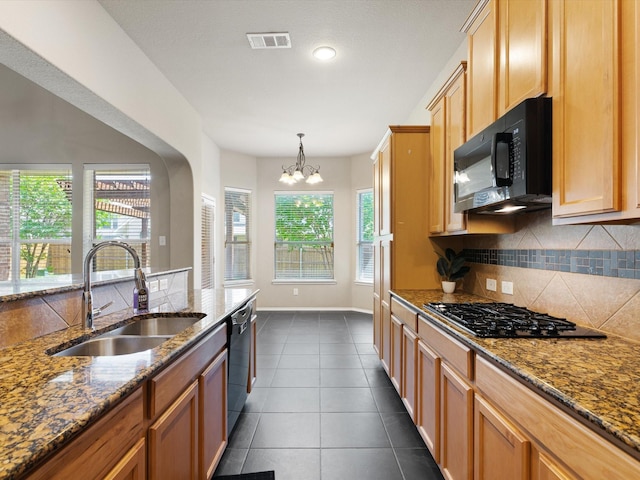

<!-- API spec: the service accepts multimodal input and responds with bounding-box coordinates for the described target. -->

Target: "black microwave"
[453,97,552,214]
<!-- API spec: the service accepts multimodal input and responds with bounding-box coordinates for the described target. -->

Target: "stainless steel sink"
[105,316,203,336]
[53,335,170,357]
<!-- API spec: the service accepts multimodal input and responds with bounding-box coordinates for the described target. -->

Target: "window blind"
[357,189,374,282]
[201,195,215,289]
[224,188,251,282]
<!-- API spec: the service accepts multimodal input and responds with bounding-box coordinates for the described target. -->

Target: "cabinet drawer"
[27,388,144,480]
[418,315,473,379]
[149,322,227,418]
[391,297,418,331]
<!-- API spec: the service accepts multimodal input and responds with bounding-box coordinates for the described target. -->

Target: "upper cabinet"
[551,0,640,224]
[427,62,514,236]
[463,0,547,137]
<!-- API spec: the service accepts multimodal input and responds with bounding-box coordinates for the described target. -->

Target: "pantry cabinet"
[371,127,440,370]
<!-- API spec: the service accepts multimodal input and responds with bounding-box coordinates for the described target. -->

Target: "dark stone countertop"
[392,289,640,460]
[0,287,257,480]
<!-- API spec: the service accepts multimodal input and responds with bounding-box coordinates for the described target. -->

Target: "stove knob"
[530,321,541,334]
[546,322,558,334]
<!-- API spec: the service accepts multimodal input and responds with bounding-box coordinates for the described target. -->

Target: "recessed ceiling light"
[313,46,336,60]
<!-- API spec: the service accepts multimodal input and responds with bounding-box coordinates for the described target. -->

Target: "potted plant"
[436,248,470,293]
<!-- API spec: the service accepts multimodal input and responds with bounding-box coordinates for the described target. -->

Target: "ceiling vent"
[246,32,291,49]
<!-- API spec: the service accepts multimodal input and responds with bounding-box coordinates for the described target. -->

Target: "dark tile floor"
[213,310,443,480]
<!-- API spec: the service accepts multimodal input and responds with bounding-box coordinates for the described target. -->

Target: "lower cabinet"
[440,363,474,480]
[26,388,145,480]
[417,339,440,462]
[104,438,147,480]
[147,322,228,480]
[390,314,403,392]
[148,381,199,480]
[401,325,418,421]
[474,395,530,480]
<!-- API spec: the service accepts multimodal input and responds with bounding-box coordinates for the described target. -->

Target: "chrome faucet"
[82,240,147,329]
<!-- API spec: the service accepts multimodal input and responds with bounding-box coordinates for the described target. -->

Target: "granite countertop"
[0,287,258,480]
[392,289,640,460]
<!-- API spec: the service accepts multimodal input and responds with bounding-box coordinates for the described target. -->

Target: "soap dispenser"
[133,268,149,314]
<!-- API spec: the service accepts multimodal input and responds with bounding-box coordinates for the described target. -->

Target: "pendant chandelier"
[278,133,323,185]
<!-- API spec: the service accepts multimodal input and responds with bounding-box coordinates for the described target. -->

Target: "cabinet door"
[551,0,621,217]
[467,0,497,137]
[390,314,403,393]
[149,381,199,480]
[401,326,418,421]
[474,395,530,480]
[429,97,446,234]
[417,340,440,462]
[104,438,146,480]
[373,240,382,356]
[440,363,474,480]
[445,67,467,233]
[380,239,392,374]
[498,0,547,114]
[532,449,576,480]
[199,350,228,480]
[379,139,392,236]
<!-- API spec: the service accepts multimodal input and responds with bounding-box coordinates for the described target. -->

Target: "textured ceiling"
[99,0,475,157]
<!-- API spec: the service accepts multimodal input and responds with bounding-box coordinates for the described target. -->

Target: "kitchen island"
[0,287,258,480]
[390,289,640,480]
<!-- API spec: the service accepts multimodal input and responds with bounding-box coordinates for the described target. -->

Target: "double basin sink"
[51,315,205,357]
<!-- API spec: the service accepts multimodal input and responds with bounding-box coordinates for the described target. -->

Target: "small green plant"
[436,248,470,282]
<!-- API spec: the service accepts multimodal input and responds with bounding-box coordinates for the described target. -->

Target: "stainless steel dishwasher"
[227,298,253,435]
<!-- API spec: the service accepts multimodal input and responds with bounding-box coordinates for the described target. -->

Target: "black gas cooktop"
[424,302,606,338]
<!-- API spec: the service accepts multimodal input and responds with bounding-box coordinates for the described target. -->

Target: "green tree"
[17,174,72,278]
[360,191,374,241]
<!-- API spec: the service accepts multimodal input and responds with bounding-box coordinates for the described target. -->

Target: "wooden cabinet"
[390,314,403,392]
[147,322,228,480]
[149,381,199,480]
[418,314,475,480]
[474,395,530,480]
[417,339,440,462]
[427,63,514,236]
[464,0,497,138]
[551,0,640,224]
[497,0,547,115]
[550,0,620,218]
[401,324,418,421]
[464,0,547,136]
[371,127,440,370]
[27,388,145,480]
[199,350,228,480]
[104,438,146,480]
[475,355,640,480]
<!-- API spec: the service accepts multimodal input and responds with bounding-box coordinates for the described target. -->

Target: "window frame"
[224,187,252,284]
[273,191,335,283]
[356,188,374,284]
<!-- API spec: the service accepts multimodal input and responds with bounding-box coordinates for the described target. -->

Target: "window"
[201,195,215,289]
[274,192,334,280]
[357,189,374,282]
[0,167,72,280]
[224,188,251,282]
[83,166,151,271]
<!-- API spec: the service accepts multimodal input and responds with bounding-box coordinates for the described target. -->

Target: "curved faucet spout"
[83,241,145,330]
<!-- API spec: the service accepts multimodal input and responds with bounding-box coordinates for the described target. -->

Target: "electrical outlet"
[159,278,169,290]
[149,280,159,293]
[293,288,299,296]
[486,278,497,292]
[502,281,514,295]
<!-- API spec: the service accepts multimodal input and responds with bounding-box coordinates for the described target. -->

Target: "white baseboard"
[257,306,373,315]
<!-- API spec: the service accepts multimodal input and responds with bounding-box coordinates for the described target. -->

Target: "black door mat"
[215,471,275,480]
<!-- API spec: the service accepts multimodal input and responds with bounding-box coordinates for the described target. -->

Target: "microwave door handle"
[491,132,513,187]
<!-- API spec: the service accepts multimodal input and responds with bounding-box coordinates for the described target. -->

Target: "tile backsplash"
[0,271,189,349]
[461,210,640,342]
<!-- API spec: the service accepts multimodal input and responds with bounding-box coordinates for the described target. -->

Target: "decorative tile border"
[463,249,640,279]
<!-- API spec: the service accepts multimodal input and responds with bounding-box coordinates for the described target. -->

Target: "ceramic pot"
[442,281,456,294]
